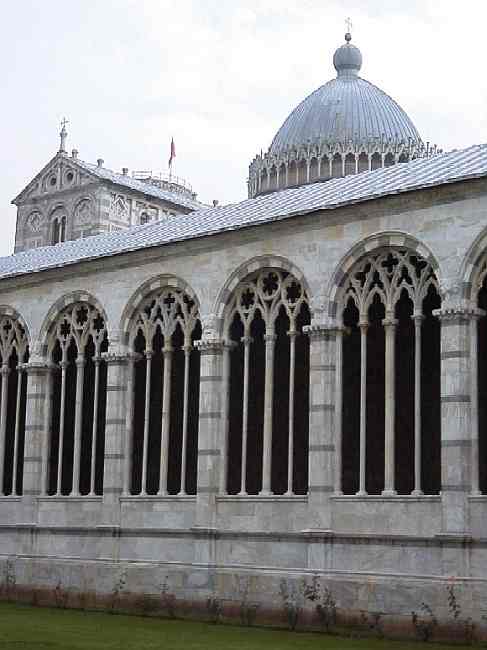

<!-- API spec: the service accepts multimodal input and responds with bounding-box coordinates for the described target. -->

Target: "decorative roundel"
[26,211,44,232]
[49,175,57,187]
[74,199,92,224]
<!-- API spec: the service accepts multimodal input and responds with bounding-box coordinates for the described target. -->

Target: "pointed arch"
[213,255,312,337]
[39,291,109,356]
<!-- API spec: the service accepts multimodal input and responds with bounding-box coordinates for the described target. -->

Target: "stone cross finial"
[59,117,69,153]
[345,17,353,34]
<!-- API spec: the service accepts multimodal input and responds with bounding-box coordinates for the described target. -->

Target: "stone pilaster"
[303,322,338,530]
[194,337,224,530]
[101,348,130,524]
[21,358,53,522]
[434,307,477,535]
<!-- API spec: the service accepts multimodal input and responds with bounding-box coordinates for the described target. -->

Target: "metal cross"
[345,17,353,33]
[60,117,69,130]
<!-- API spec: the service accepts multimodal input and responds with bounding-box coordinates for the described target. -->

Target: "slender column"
[240,335,252,495]
[72,354,86,496]
[318,157,322,178]
[88,356,101,496]
[260,332,276,495]
[0,363,10,495]
[354,154,359,174]
[368,155,372,171]
[123,354,137,496]
[179,343,192,495]
[41,366,54,495]
[306,161,311,183]
[219,342,233,494]
[11,365,24,495]
[341,154,345,176]
[296,164,299,185]
[141,350,152,495]
[334,327,344,495]
[286,330,297,495]
[382,317,398,496]
[412,314,424,496]
[276,167,280,189]
[56,357,68,496]
[285,164,289,187]
[158,345,173,496]
[357,321,368,496]
[470,312,484,495]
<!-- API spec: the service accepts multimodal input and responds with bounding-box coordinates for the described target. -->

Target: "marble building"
[1,30,487,632]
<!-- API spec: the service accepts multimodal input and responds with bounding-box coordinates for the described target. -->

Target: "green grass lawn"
[0,602,475,650]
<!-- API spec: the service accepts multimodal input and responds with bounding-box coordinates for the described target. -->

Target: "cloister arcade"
[2,243,487,501]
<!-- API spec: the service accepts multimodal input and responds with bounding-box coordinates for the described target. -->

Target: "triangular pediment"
[12,154,101,205]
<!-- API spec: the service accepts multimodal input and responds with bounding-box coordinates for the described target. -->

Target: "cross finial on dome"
[345,17,353,41]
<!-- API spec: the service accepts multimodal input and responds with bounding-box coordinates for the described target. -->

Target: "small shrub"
[160,577,177,619]
[54,580,69,609]
[303,575,337,633]
[411,602,437,642]
[446,583,475,645]
[279,578,302,631]
[110,567,127,613]
[206,596,223,624]
[235,576,259,627]
[360,611,384,639]
[2,558,16,602]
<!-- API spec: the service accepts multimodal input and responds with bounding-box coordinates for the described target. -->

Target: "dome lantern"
[333,33,363,77]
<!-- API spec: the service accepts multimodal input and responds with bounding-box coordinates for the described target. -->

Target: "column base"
[355,490,368,497]
[381,489,397,497]
[411,489,424,497]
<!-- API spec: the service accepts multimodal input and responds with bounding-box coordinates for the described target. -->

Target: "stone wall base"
[1,556,487,643]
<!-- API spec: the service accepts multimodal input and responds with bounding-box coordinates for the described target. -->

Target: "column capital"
[382,317,399,328]
[264,333,277,343]
[75,356,86,369]
[433,306,485,323]
[24,359,56,375]
[195,337,224,355]
[101,350,132,365]
[303,321,342,340]
[0,364,10,376]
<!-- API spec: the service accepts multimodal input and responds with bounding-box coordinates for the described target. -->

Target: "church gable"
[12,154,100,206]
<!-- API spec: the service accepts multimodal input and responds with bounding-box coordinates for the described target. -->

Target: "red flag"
[168,138,176,168]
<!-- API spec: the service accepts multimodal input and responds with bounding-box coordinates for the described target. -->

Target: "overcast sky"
[1,0,486,257]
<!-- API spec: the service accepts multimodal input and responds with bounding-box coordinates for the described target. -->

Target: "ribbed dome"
[269,34,421,154]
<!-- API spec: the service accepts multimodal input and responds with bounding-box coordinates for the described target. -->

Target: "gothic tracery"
[223,269,310,496]
[128,287,201,496]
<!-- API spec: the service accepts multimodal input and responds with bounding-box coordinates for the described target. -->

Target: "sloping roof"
[75,160,203,211]
[1,143,487,282]
[12,154,202,212]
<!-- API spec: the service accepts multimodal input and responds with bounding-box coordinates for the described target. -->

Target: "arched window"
[47,303,108,496]
[140,212,150,225]
[60,216,67,242]
[223,269,310,496]
[338,249,441,496]
[344,153,356,176]
[128,288,201,495]
[332,153,342,178]
[384,152,395,167]
[52,218,60,245]
[371,152,382,171]
[0,316,29,496]
[474,260,487,492]
[358,152,369,173]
